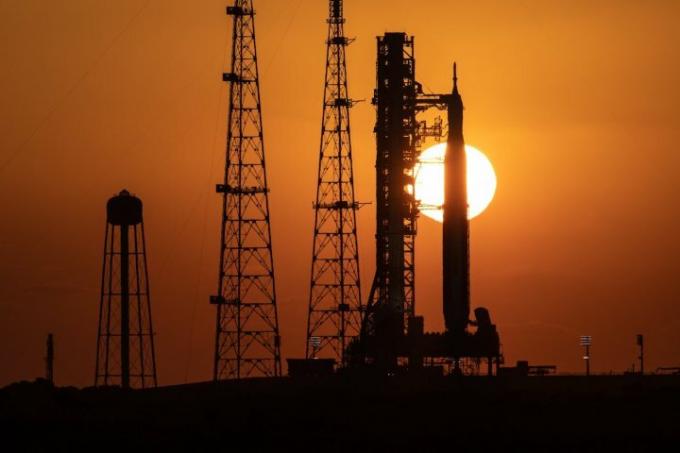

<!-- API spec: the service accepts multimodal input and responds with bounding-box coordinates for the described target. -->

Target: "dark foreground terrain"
[1,374,679,451]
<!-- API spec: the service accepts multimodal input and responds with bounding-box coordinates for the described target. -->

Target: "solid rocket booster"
[442,63,470,335]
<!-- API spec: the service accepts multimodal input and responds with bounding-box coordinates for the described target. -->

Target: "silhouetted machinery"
[352,33,501,375]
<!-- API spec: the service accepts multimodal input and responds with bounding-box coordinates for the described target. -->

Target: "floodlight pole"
[580,335,592,376]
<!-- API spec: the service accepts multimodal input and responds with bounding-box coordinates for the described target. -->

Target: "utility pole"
[637,334,644,375]
[211,0,282,380]
[305,0,363,367]
[45,333,54,385]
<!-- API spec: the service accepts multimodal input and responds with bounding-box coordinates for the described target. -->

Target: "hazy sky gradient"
[1,0,679,386]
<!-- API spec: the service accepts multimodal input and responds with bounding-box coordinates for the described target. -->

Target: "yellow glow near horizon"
[414,143,497,221]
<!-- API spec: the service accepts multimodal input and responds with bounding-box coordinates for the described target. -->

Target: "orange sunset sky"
[1,0,679,386]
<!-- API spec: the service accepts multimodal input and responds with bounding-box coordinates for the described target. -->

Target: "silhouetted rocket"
[443,63,470,336]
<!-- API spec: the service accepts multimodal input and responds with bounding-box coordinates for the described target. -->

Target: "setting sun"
[414,143,497,222]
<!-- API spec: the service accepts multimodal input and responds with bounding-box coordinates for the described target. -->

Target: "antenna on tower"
[305,0,363,367]
[211,0,282,380]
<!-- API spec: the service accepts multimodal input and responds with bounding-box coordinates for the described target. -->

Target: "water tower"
[95,190,157,388]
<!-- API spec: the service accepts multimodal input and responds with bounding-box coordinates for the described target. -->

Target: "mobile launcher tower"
[353,33,501,375]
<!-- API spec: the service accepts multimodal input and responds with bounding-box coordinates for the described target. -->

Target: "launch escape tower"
[95,190,157,388]
[358,34,500,374]
[211,0,282,379]
[305,0,363,366]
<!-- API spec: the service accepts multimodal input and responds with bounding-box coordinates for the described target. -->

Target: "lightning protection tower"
[211,0,282,380]
[305,0,362,366]
[95,190,157,388]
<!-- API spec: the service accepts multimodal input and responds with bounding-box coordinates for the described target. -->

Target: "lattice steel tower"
[95,190,157,388]
[305,0,362,365]
[211,0,281,380]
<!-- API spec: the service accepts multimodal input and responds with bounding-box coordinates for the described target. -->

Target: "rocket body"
[442,71,470,335]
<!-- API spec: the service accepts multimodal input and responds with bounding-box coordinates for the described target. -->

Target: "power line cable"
[0,0,152,175]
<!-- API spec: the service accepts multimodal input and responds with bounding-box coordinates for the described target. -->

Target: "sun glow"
[414,143,497,222]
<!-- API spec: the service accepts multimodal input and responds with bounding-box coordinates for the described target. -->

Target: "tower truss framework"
[211,0,281,380]
[305,0,362,366]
